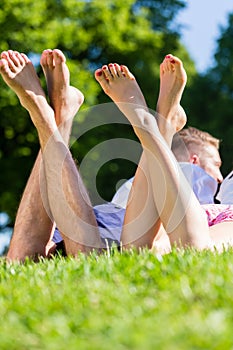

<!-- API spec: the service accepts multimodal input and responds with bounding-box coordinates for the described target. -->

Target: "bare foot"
[95,63,147,107]
[40,49,84,131]
[156,54,187,142]
[0,50,53,124]
[95,63,163,149]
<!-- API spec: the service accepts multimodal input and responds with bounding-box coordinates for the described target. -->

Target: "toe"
[120,65,135,80]
[3,51,18,72]
[165,54,180,71]
[0,58,14,78]
[166,55,187,80]
[40,49,52,67]
[20,53,30,64]
[114,63,124,77]
[170,55,184,68]
[15,52,27,65]
[163,55,173,72]
[95,68,110,91]
[47,51,54,69]
[102,65,113,81]
[1,51,8,59]
[108,63,118,77]
[8,51,21,67]
[53,49,66,64]
[44,50,54,69]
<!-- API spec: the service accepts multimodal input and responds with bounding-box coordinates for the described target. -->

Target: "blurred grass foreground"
[1,248,233,349]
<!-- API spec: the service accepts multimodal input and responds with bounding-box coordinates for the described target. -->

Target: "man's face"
[198,145,223,183]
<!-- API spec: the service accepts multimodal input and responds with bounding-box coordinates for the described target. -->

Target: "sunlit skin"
[190,144,223,183]
[95,54,233,253]
[1,48,233,261]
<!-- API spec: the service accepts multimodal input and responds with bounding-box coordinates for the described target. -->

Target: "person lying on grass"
[94,55,233,254]
[1,49,233,262]
[112,126,223,208]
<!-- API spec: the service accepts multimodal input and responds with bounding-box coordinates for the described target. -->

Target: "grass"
[1,247,233,349]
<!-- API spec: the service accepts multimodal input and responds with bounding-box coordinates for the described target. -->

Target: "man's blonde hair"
[171,126,220,162]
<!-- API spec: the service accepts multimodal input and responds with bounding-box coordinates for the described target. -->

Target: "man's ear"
[190,154,199,164]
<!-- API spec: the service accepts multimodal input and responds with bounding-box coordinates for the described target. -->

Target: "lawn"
[1,247,233,349]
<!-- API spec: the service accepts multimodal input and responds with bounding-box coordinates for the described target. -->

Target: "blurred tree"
[183,12,233,176]
[0,0,196,223]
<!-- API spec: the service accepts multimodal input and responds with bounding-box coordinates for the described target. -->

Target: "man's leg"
[7,150,55,261]
[40,48,102,254]
[95,59,212,250]
[1,50,102,260]
[6,48,84,261]
[2,48,56,261]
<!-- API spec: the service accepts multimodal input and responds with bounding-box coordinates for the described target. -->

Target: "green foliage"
[183,12,233,175]
[0,0,193,223]
[1,248,233,349]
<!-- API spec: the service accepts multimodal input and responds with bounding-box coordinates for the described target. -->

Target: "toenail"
[96,70,102,76]
[109,63,113,67]
[170,59,175,63]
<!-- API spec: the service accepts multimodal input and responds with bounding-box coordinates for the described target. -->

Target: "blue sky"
[177,0,233,72]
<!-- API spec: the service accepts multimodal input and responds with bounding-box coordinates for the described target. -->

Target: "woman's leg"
[95,64,161,249]
[117,54,188,250]
[209,222,233,250]
[95,59,212,250]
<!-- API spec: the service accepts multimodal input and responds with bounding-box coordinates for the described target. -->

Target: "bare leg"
[40,49,101,254]
[6,48,84,261]
[40,49,83,144]
[1,50,101,260]
[7,49,86,261]
[6,150,55,261]
[156,54,187,147]
[95,57,186,251]
[209,222,233,251]
[122,55,188,251]
[2,50,55,261]
[95,64,159,248]
[150,54,187,252]
[95,60,212,250]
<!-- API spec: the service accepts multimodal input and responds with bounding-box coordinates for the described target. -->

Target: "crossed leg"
[1,49,102,261]
[1,50,56,260]
[121,54,188,251]
[40,49,99,255]
[95,58,212,250]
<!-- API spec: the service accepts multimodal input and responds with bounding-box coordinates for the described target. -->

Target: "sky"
[177,0,233,73]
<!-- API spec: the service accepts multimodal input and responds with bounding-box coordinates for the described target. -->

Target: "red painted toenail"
[166,55,171,58]
[103,66,107,70]
[171,59,175,63]
[96,70,102,76]
[109,63,113,67]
